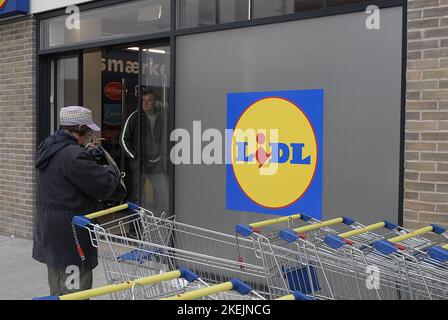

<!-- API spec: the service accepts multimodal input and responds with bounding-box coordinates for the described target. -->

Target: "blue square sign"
[226,89,324,219]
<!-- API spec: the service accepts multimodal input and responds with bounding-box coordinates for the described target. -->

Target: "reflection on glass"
[178,0,217,28]
[220,0,250,23]
[56,57,79,127]
[178,0,251,27]
[253,0,323,18]
[177,0,365,28]
[140,46,170,216]
[327,0,364,7]
[41,0,170,49]
[120,46,170,217]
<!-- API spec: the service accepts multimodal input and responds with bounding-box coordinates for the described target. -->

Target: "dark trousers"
[130,159,169,217]
[47,264,93,297]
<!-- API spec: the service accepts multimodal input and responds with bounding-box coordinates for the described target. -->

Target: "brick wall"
[406,0,448,229]
[0,17,36,239]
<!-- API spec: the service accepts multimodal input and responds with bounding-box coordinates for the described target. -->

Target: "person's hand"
[85,137,105,150]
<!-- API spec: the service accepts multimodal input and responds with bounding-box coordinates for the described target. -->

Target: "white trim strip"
[121,110,137,159]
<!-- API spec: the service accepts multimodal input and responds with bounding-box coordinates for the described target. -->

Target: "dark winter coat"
[33,129,123,270]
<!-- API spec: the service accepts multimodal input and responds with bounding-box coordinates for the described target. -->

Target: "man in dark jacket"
[120,91,168,217]
[33,106,124,296]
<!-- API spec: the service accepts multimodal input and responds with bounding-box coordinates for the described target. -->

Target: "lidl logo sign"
[226,89,323,219]
[0,0,29,19]
[0,1,7,11]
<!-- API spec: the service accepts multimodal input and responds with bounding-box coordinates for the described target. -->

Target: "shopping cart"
[236,215,375,300]
[33,268,207,300]
[71,203,292,300]
[235,216,365,300]
[372,225,448,300]
[280,219,448,300]
[317,220,411,300]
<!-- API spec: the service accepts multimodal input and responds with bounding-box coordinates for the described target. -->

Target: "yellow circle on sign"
[231,97,318,209]
[0,0,7,10]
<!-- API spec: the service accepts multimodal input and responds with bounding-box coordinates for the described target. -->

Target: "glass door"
[115,44,171,216]
[50,55,81,133]
[137,45,171,216]
[47,44,171,217]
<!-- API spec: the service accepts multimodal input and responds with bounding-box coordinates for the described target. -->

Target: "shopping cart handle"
[431,224,447,235]
[275,291,314,300]
[179,267,199,283]
[384,221,399,230]
[324,234,346,249]
[292,291,314,300]
[72,202,141,227]
[374,240,399,255]
[34,268,196,301]
[162,280,252,300]
[428,246,448,263]
[235,224,254,237]
[230,279,252,295]
[280,229,299,243]
[83,202,139,220]
[127,202,140,211]
[72,215,91,228]
[236,214,310,237]
[32,296,60,300]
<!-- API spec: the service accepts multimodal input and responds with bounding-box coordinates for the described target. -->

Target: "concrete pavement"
[0,234,107,300]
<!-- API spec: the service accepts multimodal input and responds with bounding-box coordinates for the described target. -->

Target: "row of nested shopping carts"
[34,203,448,300]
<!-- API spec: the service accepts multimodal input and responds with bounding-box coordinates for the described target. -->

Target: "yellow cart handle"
[338,222,386,239]
[250,214,303,229]
[161,279,252,300]
[33,268,198,300]
[324,221,398,249]
[375,224,446,255]
[387,226,435,244]
[72,202,139,228]
[85,203,133,220]
[280,217,355,243]
[293,217,345,233]
[236,214,309,237]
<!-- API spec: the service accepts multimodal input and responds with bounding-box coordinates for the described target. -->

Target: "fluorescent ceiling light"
[126,48,167,54]
[145,49,166,54]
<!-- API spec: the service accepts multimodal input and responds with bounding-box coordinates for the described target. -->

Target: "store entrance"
[49,44,171,216]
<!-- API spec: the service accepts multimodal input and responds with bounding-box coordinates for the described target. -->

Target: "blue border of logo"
[0,1,29,19]
[226,89,324,219]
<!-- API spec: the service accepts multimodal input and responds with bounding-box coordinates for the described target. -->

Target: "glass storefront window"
[220,0,251,23]
[178,0,251,28]
[252,0,323,18]
[327,0,365,7]
[41,0,170,49]
[178,0,365,29]
[52,56,79,129]
[178,0,218,28]
[138,46,171,216]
